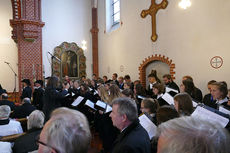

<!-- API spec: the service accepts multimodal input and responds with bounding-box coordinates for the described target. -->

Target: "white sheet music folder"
[162,93,174,105]
[95,100,107,109]
[139,114,157,139]
[105,105,112,113]
[71,96,84,106]
[85,100,96,111]
[165,87,178,93]
[192,106,229,128]
[192,100,198,107]
[219,106,230,115]
[137,95,145,100]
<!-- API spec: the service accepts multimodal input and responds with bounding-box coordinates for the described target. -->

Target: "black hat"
[35,80,43,86]
[21,79,31,86]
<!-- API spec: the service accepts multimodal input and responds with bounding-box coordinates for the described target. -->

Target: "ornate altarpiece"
[52,42,86,80]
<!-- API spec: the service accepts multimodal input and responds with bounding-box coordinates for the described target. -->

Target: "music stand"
[5,62,17,103]
[48,52,61,76]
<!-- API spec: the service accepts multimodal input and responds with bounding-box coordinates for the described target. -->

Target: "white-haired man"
[37,107,91,153]
[157,116,230,153]
[0,105,23,136]
[110,97,151,153]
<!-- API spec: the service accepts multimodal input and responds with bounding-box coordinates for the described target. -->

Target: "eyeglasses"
[36,136,59,153]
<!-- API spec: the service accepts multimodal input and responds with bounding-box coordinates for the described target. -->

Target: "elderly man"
[157,116,230,153]
[0,105,23,136]
[13,110,45,153]
[109,97,151,153]
[11,97,36,118]
[37,107,91,153]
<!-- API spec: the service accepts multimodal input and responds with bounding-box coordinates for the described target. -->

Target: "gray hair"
[23,97,31,103]
[0,105,11,118]
[112,97,138,122]
[44,107,91,153]
[27,110,44,130]
[157,116,230,153]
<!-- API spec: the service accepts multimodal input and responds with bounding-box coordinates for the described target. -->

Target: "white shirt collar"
[216,97,228,105]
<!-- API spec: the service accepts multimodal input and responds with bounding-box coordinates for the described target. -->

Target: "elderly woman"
[0,105,23,136]
[13,110,45,153]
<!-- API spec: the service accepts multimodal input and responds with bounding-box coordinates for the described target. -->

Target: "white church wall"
[42,0,92,78]
[0,0,18,92]
[98,0,230,94]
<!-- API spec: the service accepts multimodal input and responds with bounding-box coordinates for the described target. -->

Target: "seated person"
[0,105,23,136]
[109,97,151,153]
[156,105,179,125]
[0,141,12,153]
[11,98,36,119]
[157,116,230,153]
[121,89,134,99]
[203,80,216,107]
[13,110,45,153]
[140,98,159,124]
[174,93,194,116]
[0,93,15,111]
[37,107,91,153]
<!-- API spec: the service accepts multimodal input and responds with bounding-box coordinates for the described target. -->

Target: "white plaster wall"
[0,0,18,92]
[42,0,92,78]
[98,0,230,94]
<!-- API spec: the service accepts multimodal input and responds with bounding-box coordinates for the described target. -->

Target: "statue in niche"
[61,51,78,77]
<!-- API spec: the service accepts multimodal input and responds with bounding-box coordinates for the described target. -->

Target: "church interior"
[0,0,230,153]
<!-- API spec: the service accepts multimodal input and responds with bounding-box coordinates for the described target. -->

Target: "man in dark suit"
[32,80,44,110]
[11,98,36,118]
[0,93,15,111]
[163,74,180,92]
[21,79,32,100]
[112,73,119,86]
[110,97,151,153]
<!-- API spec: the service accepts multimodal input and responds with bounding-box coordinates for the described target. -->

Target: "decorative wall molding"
[139,54,175,87]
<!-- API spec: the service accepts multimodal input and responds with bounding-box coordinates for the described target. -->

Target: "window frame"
[111,0,120,26]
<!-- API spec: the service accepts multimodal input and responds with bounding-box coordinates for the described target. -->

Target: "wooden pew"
[0,133,25,142]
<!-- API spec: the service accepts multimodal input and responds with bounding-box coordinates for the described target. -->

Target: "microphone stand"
[48,52,61,77]
[5,62,17,103]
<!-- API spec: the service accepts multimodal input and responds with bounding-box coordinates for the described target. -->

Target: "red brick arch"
[139,54,175,87]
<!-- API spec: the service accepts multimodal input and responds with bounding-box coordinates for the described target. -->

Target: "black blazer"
[13,128,42,153]
[11,103,36,119]
[111,119,151,153]
[167,81,180,92]
[0,100,15,111]
[20,86,32,100]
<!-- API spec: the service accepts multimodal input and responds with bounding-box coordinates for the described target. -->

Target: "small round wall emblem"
[210,56,223,69]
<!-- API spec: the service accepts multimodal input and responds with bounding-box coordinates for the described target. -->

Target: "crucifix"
[141,0,168,42]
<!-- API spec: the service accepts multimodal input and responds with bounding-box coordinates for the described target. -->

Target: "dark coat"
[42,87,68,122]
[13,128,41,153]
[166,81,180,92]
[203,93,216,108]
[111,119,151,153]
[32,87,45,110]
[0,99,15,111]
[11,103,36,119]
[20,86,32,100]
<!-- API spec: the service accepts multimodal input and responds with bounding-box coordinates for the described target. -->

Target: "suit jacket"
[13,128,41,153]
[32,87,44,110]
[191,87,203,102]
[0,100,15,111]
[111,119,151,153]
[11,103,36,119]
[20,86,32,100]
[203,93,216,108]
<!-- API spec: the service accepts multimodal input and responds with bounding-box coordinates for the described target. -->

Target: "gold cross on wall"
[141,0,168,42]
